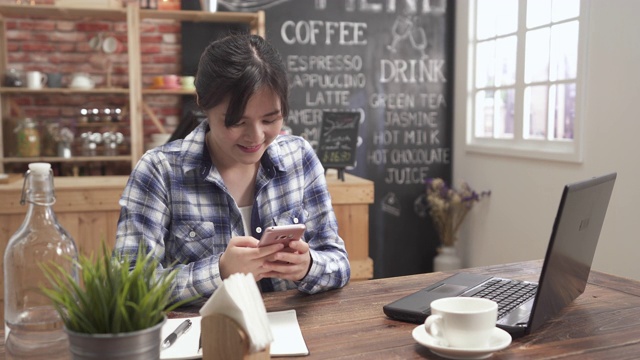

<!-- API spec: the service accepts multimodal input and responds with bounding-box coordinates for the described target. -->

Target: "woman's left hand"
[260,239,311,281]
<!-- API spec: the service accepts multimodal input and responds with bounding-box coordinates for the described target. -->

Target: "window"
[466,0,587,162]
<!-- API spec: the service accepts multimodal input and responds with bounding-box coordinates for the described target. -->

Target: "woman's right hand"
[219,236,285,280]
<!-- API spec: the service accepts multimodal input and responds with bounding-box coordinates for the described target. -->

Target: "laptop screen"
[527,173,616,334]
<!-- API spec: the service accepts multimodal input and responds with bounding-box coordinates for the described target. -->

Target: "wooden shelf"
[142,88,195,95]
[2,156,131,164]
[0,87,129,95]
[75,121,128,128]
[139,8,265,37]
[0,4,126,21]
[140,9,259,23]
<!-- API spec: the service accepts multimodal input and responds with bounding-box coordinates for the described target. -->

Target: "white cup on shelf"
[201,0,217,12]
[26,71,47,89]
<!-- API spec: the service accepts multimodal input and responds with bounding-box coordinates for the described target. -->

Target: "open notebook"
[160,310,309,359]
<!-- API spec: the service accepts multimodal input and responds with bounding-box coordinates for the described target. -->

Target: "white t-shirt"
[239,205,253,237]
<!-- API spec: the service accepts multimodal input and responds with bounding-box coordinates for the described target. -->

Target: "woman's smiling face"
[206,87,284,169]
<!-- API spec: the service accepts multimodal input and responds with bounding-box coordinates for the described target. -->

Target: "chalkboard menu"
[317,111,361,171]
[214,0,454,278]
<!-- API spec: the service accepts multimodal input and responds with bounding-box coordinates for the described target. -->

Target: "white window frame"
[464,0,590,163]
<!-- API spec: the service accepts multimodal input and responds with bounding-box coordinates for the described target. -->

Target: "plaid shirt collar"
[178,120,288,179]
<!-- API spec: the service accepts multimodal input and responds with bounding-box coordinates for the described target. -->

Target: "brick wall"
[2,1,186,174]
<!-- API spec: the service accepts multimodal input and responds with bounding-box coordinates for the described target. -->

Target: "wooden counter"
[323,169,375,282]
[0,170,374,322]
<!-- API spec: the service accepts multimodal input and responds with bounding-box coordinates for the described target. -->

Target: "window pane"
[551,83,576,140]
[475,90,494,137]
[475,40,495,88]
[527,0,551,28]
[477,0,518,40]
[552,0,580,22]
[475,89,515,138]
[549,21,579,81]
[494,89,515,138]
[476,0,496,40]
[525,28,550,83]
[495,36,517,86]
[524,85,548,139]
[495,0,518,36]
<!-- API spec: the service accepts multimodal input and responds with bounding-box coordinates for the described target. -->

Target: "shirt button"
[256,227,262,234]
[293,218,299,224]
[189,231,196,238]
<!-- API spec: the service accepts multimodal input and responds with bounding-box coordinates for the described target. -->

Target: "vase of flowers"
[425,178,490,271]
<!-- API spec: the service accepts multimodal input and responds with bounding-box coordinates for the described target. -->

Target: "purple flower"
[424,178,490,247]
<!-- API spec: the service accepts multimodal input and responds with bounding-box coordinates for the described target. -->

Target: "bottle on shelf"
[4,162,79,359]
[15,117,41,157]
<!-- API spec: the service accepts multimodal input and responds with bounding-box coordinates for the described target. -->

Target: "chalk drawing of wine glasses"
[387,15,413,52]
[409,24,428,58]
[387,15,428,58]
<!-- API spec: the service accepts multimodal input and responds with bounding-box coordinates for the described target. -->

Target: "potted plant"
[41,243,193,360]
[424,178,491,271]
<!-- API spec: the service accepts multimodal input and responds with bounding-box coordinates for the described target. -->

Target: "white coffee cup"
[26,71,47,89]
[424,297,498,349]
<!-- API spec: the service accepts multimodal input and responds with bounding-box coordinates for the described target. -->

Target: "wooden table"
[3,261,638,359]
[168,260,639,359]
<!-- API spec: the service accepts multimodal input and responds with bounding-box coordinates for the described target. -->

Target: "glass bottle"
[15,117,41,157]
[4,162,78,359]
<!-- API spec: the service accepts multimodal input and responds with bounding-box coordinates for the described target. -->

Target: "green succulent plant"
[41,242,195,334]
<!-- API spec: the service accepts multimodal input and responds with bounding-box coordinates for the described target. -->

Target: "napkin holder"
[201,314,270,360]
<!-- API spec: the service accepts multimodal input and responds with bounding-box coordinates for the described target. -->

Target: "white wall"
[453,0,640,280]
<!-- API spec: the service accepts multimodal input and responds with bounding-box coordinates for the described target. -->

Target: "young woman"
[114,34,350,302]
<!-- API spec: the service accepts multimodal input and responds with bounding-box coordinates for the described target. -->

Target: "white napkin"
[199,273,273,353]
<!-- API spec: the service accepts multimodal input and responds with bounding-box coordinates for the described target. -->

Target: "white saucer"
[412,325,512,360]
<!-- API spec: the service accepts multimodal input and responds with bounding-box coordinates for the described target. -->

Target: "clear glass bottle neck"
[21,169,56,207]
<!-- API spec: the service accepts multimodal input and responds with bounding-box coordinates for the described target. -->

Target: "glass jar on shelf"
[102,108,113,122]
[90,108,101,123]
[79,108,89,123]
[14,117,41,157]
[113,107,123,122]
[102,131,124,156]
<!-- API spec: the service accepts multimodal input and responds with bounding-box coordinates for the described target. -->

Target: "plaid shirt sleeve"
[262,137,351,293]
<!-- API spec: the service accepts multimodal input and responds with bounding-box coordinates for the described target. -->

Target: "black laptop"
[383,173,616,338]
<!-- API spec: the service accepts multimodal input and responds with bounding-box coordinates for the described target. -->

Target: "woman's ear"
[195,92,200,107]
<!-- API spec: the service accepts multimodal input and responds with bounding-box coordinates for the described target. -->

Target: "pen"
[162,319,192,350]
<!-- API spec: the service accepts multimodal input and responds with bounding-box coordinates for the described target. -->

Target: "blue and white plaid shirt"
[115,121,350,302]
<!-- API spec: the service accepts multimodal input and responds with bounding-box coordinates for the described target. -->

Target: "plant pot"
[433,246,462,272]
[65,317,166,360]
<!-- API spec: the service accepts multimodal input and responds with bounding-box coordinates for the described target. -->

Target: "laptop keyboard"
[471,279,538,319]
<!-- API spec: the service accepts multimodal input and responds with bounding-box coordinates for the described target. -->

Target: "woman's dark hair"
[167,109,205,143]
[195,33,289,127]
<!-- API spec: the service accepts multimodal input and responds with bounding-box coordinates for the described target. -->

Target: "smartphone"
[259,224,306,247]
